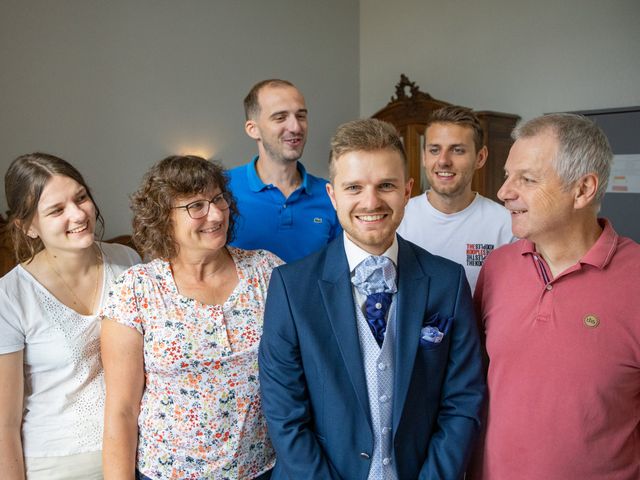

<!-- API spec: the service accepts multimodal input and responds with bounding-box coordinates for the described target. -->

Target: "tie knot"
[352,255,397,296]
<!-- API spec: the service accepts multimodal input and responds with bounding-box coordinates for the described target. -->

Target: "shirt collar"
[246,155,310,194]
[343,232,399,273]
[520,218,618,270]
[579,218,618,269]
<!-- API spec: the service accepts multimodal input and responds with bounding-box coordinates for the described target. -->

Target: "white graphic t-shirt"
[398,192,514,292]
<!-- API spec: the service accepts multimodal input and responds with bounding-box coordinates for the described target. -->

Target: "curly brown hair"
[4,152,104,263]
[131,155,238,260]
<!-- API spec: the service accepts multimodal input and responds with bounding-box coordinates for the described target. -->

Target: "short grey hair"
[513,113,612,204]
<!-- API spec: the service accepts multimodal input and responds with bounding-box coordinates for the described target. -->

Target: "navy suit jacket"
[259,235,486,480]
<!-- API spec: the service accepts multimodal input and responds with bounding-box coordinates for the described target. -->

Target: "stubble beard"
[263,138,305,165]
[428,170,473,200]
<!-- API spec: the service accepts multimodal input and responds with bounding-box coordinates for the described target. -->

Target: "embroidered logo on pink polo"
[583,314,600,328]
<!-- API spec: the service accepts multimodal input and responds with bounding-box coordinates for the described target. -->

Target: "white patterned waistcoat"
[355,296,398,480]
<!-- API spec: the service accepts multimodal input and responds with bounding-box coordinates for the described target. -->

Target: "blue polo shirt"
[227,157,341,263]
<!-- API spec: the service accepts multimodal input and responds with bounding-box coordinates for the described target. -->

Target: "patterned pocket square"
[419,313,452,347]
[421,325,445,344]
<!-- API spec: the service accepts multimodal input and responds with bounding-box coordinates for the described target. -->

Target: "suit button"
[360,452,370,459]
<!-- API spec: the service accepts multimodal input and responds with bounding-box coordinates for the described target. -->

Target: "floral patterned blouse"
[102,247,283,480]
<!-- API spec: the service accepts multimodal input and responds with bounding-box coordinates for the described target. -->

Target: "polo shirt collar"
[520,218,618,270]
[246,155,311,194]
[579,218,618,269]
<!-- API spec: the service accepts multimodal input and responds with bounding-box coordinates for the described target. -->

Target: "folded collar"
[246,155,310,194]
[344,232,399,274]
[520,218,618,270]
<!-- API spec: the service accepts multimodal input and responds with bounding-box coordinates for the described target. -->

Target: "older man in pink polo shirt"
[471,113,640,480]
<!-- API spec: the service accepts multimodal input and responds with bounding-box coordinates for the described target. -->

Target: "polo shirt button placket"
[280,201,293,227]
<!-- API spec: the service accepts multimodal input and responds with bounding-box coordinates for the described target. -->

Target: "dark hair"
[4,152,103,263]
[426,106,485,153]
[243,79,296,120]
[131,155,238,260]
[329,118,407,181]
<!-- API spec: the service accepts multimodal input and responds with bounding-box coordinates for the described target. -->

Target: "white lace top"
[0,242,140,457]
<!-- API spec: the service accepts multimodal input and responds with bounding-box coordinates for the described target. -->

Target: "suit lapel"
[318,237,372,422]
[393,237,430,430]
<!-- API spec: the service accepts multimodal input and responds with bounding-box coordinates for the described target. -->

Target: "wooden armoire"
[371,74,520,201]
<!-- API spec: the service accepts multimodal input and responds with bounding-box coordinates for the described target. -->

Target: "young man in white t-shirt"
[397,106,514,292]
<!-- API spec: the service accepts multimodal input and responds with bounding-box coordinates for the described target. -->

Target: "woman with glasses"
[100,156,282,480]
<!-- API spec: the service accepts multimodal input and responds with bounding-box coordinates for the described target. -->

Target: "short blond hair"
[329,119,406,181]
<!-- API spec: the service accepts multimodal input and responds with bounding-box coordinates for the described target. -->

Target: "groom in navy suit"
[259,119,485,480]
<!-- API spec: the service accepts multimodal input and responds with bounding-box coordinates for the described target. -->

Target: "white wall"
[0,0,360,236]
[360,0,640,120]
[6,0,636,237]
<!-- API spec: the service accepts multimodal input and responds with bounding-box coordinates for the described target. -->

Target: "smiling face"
[498,131,577,245]
[327,148,413,255]
[27,175,97,253]
[423,122,487,210]
[170,188,230,256]
[245,85,308,165]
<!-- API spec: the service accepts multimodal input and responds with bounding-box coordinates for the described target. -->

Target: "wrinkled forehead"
[506,133,558,171]
[258,85,306,112]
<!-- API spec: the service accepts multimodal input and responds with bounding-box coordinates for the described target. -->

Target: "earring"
[27,230,38,239]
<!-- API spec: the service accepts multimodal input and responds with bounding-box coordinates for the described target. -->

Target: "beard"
[262,137,305,165]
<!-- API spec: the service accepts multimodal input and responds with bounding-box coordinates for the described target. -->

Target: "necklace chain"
[46,245,102,314]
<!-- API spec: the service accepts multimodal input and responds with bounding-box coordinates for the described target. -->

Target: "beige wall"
[360,0,640,120]
[0,0,360,236]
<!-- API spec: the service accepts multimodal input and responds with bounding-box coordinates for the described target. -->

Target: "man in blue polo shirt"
[228,79,341,263]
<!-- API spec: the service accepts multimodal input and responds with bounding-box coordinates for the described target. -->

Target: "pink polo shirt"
[473,219,640,480]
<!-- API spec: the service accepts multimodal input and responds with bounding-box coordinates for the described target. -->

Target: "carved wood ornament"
[372,74,520,200]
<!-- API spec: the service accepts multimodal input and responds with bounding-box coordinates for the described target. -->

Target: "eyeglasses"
[172,192,232,219]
